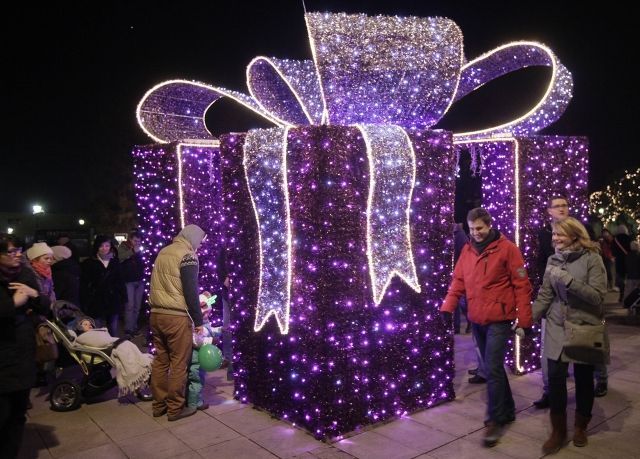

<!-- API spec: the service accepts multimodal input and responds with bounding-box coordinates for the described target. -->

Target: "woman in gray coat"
[532,217,607,454]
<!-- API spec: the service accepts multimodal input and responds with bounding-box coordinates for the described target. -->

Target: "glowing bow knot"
[136,12,574,334]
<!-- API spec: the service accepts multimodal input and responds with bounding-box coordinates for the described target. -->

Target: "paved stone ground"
[19,292,640,458]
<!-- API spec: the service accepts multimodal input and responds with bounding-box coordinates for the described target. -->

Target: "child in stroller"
[46,301,153,411]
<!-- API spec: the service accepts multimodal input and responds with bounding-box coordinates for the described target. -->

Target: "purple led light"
[131,142,225,331]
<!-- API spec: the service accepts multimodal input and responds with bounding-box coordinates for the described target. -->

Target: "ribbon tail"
[243,127,291,334]
[357,124,421,305]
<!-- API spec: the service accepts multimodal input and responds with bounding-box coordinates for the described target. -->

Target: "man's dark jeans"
[472,320,515,425]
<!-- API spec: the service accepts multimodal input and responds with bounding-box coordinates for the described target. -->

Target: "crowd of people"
[1,197,638,457]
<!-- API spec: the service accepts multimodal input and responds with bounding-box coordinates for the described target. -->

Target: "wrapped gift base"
[220,126,456,439]
[131,141,224,305]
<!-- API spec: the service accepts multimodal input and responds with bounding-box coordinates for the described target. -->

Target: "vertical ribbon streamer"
[358,124,421,304]
[243,127,292,334]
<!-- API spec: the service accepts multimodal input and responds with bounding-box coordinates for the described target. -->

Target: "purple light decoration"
[131,9,583,440]
[220,127,454,439]
[454,136,589,373]
[131,141,224,333]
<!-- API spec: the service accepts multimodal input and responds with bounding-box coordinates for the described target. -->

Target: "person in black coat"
[51,245,81,306]
[80,235,126,337]
[0,235,51,458]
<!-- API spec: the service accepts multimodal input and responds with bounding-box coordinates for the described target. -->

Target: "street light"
[78,219,85,225]
[7,227,13,234]
[32,204,44,214]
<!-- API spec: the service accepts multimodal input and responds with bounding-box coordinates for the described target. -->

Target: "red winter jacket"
[441,233,532,327]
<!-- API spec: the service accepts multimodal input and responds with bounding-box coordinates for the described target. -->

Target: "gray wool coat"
[532,249,608,364]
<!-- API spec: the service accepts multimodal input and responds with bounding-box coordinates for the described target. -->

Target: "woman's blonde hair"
[552,217,600,253]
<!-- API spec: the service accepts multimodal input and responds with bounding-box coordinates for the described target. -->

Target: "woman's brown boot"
[542,412,567,454]
[573,411,591,447]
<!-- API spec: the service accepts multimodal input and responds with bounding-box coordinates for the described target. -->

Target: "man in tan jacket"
[149,224,205,421]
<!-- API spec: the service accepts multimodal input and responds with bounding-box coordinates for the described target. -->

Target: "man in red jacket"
[441,208,532,447]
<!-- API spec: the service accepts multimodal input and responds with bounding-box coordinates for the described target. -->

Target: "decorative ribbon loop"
[453,42,573,142]
[247,57,323,126]
[137,15,573,144]
[136,79,282,144]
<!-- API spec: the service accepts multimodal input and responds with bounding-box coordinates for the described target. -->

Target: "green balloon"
[198,344,223,372]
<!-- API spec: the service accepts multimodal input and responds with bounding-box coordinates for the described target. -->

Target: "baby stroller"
[45,301,129,411]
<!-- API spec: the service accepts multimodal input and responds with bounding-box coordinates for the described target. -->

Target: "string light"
[589,168,640,230]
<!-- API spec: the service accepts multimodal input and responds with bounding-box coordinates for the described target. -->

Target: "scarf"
[471,229,501,254]
[31,260,52,280]
[97,251,113,268]
[0,264,20,283]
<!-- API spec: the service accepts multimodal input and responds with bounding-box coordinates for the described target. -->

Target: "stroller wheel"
[50,380,82,412]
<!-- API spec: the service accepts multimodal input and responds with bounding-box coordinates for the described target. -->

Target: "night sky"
[7,1,637,214]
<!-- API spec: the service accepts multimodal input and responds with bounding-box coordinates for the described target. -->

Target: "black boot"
[533,392,549,409]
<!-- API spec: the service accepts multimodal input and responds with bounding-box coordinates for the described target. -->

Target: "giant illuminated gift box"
[220,126,454,438]
[131,141,223,300]
[453,136,589,374]
[134,11,577,438]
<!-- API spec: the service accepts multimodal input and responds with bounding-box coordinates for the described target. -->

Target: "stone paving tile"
[167,415,240,450]
[57,443,128,459]
[334,431,420,459]
[215,405,282,435]
[198,437,279,459]
[370,416,457,453]
[116,429,191,459]
[249,425,325,458]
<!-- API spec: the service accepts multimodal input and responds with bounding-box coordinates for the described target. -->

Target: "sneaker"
[468,375,487,384]
[533,393,550,409]
[468,368,478,376]
[483,422,503,447]
[168,406,197,421]
[197,403,209,411]
[136,390,153,402]
[595,382,608,397]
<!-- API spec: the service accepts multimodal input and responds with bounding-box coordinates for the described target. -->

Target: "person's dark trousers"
[548,358,595,417]
[472,321,515,424]
[0,388,31,459]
